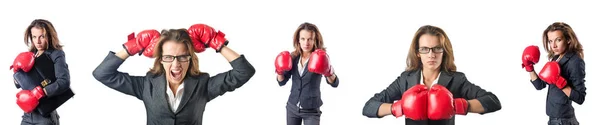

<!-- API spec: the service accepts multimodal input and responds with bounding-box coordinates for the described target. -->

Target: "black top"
[278,55,339,110]
[93,52,255,125]
[362,70,501,125]
[531,52,586,118]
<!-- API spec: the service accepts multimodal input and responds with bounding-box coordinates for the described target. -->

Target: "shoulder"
[568,53,585,64]
[399,70,413,78]
[449,71,466,78]
[190,72,210,79]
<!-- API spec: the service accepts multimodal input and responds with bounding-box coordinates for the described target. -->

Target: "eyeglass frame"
[161,55,192,62]
[417,46,444,54]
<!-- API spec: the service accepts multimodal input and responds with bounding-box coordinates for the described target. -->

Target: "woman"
[274,22,339,125]
[92,24,255,125]
[524,22,586,125]
[12,19,72,125]
[362,25,501,125]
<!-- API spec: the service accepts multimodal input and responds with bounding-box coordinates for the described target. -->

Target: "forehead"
[299,30,315,38]
[547,30,564,39]
[161,41,188,55]
[418,34,440,47]
[30,27,45,35]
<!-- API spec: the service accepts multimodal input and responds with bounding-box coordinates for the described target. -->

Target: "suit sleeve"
[42,50,71,97]
[362,77,403,118]
[457,74,502,114]
[325,75,339,87]
[567,58,586,105]
[92,51,146,100]
[531,76,548,90]
[277,70,292,86]
[206,55,256,101]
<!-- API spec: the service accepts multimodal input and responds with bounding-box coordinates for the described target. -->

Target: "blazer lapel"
[406,70,420,88]
[151,74,173,114]
[175,76,199,114]
[437,71,453,87]
[557,52,573,65]
[300,58,310,78]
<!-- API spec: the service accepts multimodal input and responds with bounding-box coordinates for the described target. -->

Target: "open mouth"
[170,69,183,80]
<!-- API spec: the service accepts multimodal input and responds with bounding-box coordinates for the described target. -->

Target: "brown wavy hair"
[291,22,326,58]
[149,29,201,76]
[24,19,63,51]
[542,22,584,59]
[405,25,456,73]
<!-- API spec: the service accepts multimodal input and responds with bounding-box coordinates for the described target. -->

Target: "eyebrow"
[419,45,442,48]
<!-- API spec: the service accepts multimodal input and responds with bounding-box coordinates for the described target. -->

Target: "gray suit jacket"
[362,70,501,125]
[93,52,255,125]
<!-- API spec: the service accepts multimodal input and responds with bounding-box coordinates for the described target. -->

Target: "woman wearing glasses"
[362,25,501,125]
[93,24,255,125]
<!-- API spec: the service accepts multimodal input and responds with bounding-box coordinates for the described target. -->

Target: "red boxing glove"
[427,84,455,120]
[16,86,45,113]
[188,24,228,53]
[10,52,36,73]
[521,45,540,72]
[275,51,292,75]
[539,61,567,89]
[392,84,428,120]
[123,29,160,57]
[307,49,334,77]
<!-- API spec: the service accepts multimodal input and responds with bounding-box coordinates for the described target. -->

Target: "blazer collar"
[407,69,453,88]
[151,73,199,114]
[293,56,310,77]
[553,51,575,66]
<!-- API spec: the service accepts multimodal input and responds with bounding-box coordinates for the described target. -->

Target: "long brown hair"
[542,22,584,59]
[405,25,457,73]
[24,19,63,52]
[291,22,326,58]
[149,29,201,76]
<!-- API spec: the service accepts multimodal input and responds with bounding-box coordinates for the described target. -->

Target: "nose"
[427,50,436,58]
[35,37,40,44]
[551,41,557,48]
[172,59,181,67]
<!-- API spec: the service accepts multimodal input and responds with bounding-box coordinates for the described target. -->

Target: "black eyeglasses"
[161,55,191,62]
[418,47,444,54]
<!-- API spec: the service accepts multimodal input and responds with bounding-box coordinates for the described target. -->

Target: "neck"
[36,50,45,57]
[422,68,441,81]
[302,51,311,59]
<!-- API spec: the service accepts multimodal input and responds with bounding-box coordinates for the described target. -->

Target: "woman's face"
[547,30,567,55]
[161,41,191,84]
[30,27,48,51]
[417,34,444,71]
[299,30,315,53]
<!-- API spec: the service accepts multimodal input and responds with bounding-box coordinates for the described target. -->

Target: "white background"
[0,0,598,125]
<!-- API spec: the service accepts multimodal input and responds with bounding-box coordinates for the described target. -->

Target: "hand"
[16,86,45,113]
[307,49,334,77]
[562,86,572,97]
[427,85,469,120]
[187,24,228,52]
[122,30,161,57]
[539,61,567,89]
[521,45,540,72]
[392,84,428,120]
[10,52,36,73]
[275,51,292,75]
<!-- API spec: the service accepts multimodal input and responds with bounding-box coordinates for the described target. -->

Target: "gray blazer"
[92,52,255,125]
[362,70,501,125]
[278,55,339,110]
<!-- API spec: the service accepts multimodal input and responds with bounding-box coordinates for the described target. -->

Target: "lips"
[170,69,182,80]
[427,61,436,64]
